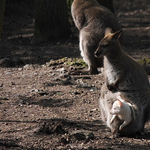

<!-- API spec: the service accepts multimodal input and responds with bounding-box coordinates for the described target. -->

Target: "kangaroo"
[96,28,150,135]
[110,94,135,131]
[71,0,122,74]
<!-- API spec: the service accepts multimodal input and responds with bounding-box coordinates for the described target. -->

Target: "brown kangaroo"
[95,28,150,136]
[71,0,122,74]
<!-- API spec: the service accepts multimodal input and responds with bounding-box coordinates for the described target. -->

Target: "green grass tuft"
[139,58,150,65]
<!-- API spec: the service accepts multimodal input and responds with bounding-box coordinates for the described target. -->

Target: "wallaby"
[110,94,135,131]
[96,28,150,135]
[71,0,122,74]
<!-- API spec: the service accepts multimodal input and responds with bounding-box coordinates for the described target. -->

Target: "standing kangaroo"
[71,0,122,74]
[95,28,150,136]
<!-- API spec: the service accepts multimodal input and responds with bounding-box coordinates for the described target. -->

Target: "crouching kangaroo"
[71,0,122,74]
[95,28,150,136]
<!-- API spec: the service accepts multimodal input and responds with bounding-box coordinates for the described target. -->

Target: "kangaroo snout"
[110,110,113,115]
[94,48,101,58]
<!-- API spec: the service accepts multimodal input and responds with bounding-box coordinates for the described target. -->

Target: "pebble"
[23,64,33,70]
[18,68,22,71]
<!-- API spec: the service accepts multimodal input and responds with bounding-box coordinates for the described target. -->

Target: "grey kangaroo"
[71,0,122,74]
[95,28,150,136]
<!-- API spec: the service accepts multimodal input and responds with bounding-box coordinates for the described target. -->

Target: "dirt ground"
[0,0,150,149]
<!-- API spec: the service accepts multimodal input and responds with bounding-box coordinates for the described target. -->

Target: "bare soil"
[0,0,150,149]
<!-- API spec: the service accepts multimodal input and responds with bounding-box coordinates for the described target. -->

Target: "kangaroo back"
[71,0,122,74]
[71,0,100,30]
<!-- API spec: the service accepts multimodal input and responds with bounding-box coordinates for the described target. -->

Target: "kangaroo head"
[95,28,122,58]
[110,100,123,115]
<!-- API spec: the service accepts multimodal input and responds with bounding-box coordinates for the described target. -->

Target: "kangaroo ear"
[117,92,121,99]
[117,100,123,107]
[112,29,122,40]
[105,28,113,36]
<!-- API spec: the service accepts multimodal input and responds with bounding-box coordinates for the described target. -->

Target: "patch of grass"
[64,58,87,67]
[49,57,87,68]
[139,58,150,65]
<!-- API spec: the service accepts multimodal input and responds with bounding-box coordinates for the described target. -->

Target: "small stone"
[18,68,22,71]
[23,64,34,70]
